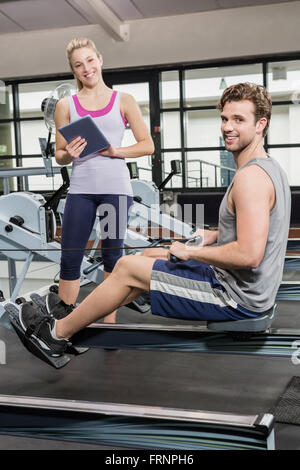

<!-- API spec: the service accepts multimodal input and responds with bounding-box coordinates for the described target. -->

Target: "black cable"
[1,238,190,253]
[0,246,164,253]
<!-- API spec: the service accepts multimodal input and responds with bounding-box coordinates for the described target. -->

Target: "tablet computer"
[58,115,110,158]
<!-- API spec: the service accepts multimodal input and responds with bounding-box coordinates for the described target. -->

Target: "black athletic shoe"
[19,302,69,357]
[46,292,75,320]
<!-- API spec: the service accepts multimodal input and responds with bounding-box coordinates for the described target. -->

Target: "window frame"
[1,53,300,193]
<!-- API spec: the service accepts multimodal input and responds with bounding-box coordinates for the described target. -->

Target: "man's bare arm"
[169,165,274,269]
[193,227,218,246]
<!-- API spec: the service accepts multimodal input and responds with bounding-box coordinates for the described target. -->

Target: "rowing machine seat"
[207,304,278,332]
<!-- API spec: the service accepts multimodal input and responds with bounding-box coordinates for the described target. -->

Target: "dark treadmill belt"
[277,284,300,301]
[273,376,300,425]
[273,300,300,329]
[0,324,295,414]
[0,325,300,449]
[73,327,300,358]
[287,240,300,251]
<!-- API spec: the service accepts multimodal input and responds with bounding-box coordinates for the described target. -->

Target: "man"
[16,83,291,359]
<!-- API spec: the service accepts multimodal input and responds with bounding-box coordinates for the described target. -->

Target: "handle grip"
[170,236,202,263]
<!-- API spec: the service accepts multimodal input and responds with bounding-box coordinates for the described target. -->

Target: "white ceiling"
[103,0,299,20]
[0,0,298,34]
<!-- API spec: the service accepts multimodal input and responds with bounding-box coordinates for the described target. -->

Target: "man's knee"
[114,255,154,292]
[141,247,168,259]
[141,248,152,257]
[114,255,135,274]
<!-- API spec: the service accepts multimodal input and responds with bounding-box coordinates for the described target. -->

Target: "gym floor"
[0,283,299,450]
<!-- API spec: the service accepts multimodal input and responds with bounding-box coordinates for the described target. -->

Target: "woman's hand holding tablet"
[58,115,110,159]
[65,136,87,159]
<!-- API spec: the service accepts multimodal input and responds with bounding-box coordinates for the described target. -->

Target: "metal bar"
[0,394,265,428]
[76,320,300,337]
[8,259,17,297]
[3,178,10,195]
[263,60,269,154]
[0,167,64,178]
[160,101,300,112]
[200,161,203,188]
[147,71,162,188]
[266,429,275,451]
[12,83,23,191]
[188,158,236,173]
[280,280,300,285]
[179,69,186,190]
[10,251,34,302]
[23,175,29,191]
[161,144,300,151]
[266,143,300,148]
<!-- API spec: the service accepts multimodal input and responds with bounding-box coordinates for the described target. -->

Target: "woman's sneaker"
[19,302,69,358]
[46,292,75,319]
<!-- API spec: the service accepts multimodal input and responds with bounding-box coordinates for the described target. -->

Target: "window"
[186,150,235,188]
[18,79,75,191]
[265,60,300,185]
[184,64,263,107]
[160,63,263,189]
[160,71,180,109]
[0,122,15,156]
[1,57,300,193]
[113,82,152,181]
[0,84,13,119]
[185,109,221,148]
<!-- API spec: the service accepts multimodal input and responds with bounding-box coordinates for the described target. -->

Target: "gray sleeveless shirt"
[68,91,133,196]
[213,156,291,313]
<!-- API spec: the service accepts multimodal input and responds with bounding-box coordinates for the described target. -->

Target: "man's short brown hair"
[217,83,272,137]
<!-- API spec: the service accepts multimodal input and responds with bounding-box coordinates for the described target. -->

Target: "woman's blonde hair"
[66,37,101,90]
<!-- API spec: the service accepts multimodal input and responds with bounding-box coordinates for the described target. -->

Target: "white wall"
[0,260,59,298]
[1,1,300,79]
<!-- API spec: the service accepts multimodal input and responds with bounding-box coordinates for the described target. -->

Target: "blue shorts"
[61,193,133,280]
[150,259,261,321]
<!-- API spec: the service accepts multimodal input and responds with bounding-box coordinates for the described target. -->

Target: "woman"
[52,37,154,323]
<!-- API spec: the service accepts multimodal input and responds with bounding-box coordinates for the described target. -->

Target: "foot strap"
[30,293,89,356]
[4,303,71,369]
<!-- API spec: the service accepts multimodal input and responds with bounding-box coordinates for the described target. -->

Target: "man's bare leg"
[120,287,145,306]
[56,255,155,340]
[103,271,117,323]
[102,249,167,322]
[56,250,165,322]
[141,247,168,259]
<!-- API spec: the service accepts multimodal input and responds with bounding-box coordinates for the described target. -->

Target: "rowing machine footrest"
[4,303,70,369]
[127,294,151,314]
[207,304,278,332]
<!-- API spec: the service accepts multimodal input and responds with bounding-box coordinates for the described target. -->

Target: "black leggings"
[60,193,133,280]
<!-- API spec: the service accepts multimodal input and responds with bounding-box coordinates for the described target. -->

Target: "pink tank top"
[68,91,132,196]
